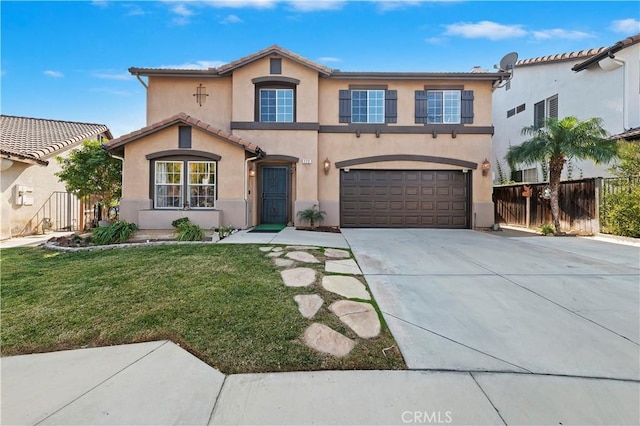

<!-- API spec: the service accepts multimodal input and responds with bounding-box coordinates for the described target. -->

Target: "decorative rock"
[266,252,282,258]
[280,268,316,287]
[286,251,320,263]
[303,323,355,357]
[324,248,351,259]
[329,300,381,338]
[322,276,371,300]
[286,246,320,250]
[294,294,324,319]
[272,247,284,252]
[325,259,362,275]
[273,258,294,268]
[259,247,273,252]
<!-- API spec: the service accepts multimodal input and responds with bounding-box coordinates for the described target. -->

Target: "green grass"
[0,244,405,374]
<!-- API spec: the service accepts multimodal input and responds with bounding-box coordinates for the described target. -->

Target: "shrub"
[171,217,190,228]
[92,221,138,245]
[296,204,326,228]
[176,220,205,241]
[603,187,640,238]
[539,223,555,236]
[216,224,235,240]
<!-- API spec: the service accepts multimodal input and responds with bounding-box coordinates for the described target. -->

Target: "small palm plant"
[296,204,326,229]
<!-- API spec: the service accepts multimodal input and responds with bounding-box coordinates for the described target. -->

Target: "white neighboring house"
[0,115,112,240]
[493,34,640,183]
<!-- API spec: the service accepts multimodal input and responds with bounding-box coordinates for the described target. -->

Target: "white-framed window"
[351,90,384,123]
[154,160,216,209]
[427,90,461,124]
[259,88,293,122]
[188,161,216,208]
[522,167,538,183]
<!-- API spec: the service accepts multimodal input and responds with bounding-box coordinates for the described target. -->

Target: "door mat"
[248,224,287,233]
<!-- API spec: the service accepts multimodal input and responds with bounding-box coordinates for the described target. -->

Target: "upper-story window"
[534,94,558,129]
[351,90,385,123]
[259,88,294,122]
[415,89,474,124]
[338,89,397,124]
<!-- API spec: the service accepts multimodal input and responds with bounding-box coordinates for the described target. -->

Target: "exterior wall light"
[249,166,255,177]
[323,158,331,175]
[481,158,491,176]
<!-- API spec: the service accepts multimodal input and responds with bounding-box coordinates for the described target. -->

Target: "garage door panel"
[340,169,469,228]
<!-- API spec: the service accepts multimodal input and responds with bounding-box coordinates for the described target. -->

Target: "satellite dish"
[499,52,518,71]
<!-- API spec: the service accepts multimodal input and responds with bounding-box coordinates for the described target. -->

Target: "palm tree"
[506,116,617,234]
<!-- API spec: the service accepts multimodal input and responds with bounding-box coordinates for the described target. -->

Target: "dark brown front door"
[340,169,469,228]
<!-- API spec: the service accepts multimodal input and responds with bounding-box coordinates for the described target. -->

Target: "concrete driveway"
[341,229,640,380]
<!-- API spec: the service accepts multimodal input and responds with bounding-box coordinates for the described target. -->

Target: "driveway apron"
[341,229,640,380]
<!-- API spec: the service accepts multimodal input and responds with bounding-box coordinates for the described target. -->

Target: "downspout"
[134,72,148,90]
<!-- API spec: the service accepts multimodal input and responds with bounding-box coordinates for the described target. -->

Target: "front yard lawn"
[1,244,405,373]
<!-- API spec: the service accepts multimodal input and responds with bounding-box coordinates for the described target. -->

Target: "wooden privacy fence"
[493,178,599,234]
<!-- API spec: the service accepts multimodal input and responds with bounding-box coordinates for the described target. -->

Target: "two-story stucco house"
[492,34,640,183]
[105,46,508,231]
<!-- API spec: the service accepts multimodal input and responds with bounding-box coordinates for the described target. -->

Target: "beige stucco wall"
[147,77,232,130]
[1,144,83,239]
[231,56,319,123]
[120,125,248,229]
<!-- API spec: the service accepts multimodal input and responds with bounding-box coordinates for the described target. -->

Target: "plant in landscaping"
[92,221,138,245]
[216,224,235,240]
[601,141,640,237]
[171,217,190,228]
[175,219,205,241]
[56,140,121,221]
[506,116,617,234]
[539,223,555,236]
[296,204,326,228]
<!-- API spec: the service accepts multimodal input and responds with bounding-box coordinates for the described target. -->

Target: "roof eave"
[327,72,510,81]
[0,151,49,166]
[128,67,222,78]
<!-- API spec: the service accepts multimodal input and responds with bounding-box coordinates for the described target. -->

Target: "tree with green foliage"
[506,116,617,234]
[56,140,121,220]
[602,140,640,237]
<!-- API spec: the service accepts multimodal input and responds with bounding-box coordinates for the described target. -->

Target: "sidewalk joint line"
[208,375,228,424]
[469,372,507,425]
[34,341,169,426]
[383,312,532,373]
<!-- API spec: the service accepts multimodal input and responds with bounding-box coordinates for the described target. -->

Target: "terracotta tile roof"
[610,126,640,141]
[572,33,640,72]
[516,33,640,69]
[0,115,112,166]
[104,113,263,155]
[216,44,333,76]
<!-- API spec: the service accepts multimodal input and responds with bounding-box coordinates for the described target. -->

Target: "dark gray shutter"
[534,100,545,129]
[179,126,192,148]
[547,95,558,119]
[384,90,397,123]
[415,90,428,124]
[339,90,351,123]
[461,90,474,124]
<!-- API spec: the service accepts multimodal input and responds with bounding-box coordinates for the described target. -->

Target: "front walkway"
[219,226,350,248]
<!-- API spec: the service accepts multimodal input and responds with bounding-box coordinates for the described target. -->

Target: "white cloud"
[93,72,134,81]
[90,88,135,97]
[124,4,146,16]
[444,21,527,40]
[610,18,640,34]
[532,28,593,40]
[200,0,276,8]
[287,0,345,12]
[220,14,244,24]
[317,56,341,63]
[161,60,226,69]
[91,1,109,8]
[425,36,445,44]
[170,3,194,24]
[375,1,423,12]
[44,70,64,78]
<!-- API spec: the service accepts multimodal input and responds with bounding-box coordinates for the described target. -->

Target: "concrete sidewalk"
[4,341,638,425]
[0,232,74,249]
[219,226,350,248]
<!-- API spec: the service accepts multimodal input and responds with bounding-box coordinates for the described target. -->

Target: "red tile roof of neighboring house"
[0,115,112,166]
[610,126,640,141]
[514,33,640,69]
[572,33,640,72]
[104,113,263,155]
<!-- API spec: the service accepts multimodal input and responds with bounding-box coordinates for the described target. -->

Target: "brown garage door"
[340,169,469,228]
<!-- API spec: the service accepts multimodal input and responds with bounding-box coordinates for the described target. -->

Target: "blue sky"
[2,1,639,137]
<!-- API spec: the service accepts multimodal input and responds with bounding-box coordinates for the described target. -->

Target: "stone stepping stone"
[329,300,381,339]
[286,246,320,250]
[294,294,323,319]
[286,251,320,263]
[259,247,273,252]
[272,247,284,252]
[322,276,371,300]
[280,268,316,287]
[325,259,362,275]
[273,258,294,268]
[303,323,355,357]
[324,248,350,259]
[266,252,282,258]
